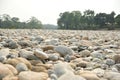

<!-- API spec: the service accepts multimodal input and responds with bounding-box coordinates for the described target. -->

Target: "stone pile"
[0,29,120,80]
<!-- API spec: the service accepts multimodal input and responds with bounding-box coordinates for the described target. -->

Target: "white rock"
[34,49,48,59]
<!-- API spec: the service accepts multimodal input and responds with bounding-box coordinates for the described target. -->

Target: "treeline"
[57,10,120,30]
[0,14,42,29]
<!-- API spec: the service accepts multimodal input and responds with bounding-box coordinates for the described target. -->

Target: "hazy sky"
[0,0,120,25]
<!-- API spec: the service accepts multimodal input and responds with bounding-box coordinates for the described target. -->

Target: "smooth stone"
[17,41,32,48]
[91,51,105,59]
[8,41,18,49]
[0,48,9,57]
[34,49,48,59]
[58,71,86,80]
[18,71,48,80]
[5,64,18,75]
[79,50,91,57]
[32,65,47,72]
[45,39,59,45]
[18,49,34,59]
[54,45,74,57]
[92,68,105,77]
[113,54,120,63]
[41,45,54,51]
[104,71,120,80]
[70,46,78,51]
[0,56,6,62]
[16,63,28,73]
[115,63,120,71]
[53,62,74,78]
[105,59,115,66]
[0,63,13,79]
[5,57,32,69]
[92,58,102,63]
[3,76,19,80]
[78,71,100,80]
[48,54,59,61]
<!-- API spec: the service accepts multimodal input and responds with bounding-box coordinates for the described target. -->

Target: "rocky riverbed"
[0,29,120,80]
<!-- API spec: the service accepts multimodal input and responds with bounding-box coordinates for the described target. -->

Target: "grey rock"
[105,59,115,66]
[8,41,18,49]
[45,39,59,45]
[53,62,74,78]
[19,49,34,59]
[79,50,91,57]
[0,56,6,62]
[49,54,59,61]
[54,45,74,57]
[91,51,105,59]
[16,63,28,73]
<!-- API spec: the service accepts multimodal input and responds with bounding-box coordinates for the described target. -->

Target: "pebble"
[34,49,48,59]
[0,29,120,80]
[54,45,74,57]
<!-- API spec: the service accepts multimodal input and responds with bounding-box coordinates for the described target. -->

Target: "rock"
[5,57,32,69]
[0,63,13,79]
[53,62,74,78]
[17,41,32,48]
[34,36,44,42]
[0,48,9,57]
[79,71,100,80]
[92,58,102,63]
[79,50,91,57]
[92,68,105,77]
[58,71,86,80]
[5,64,18,75]
[18,71,48,80]
[79,40,93,47]
[0,56,6,62]
[113,54,120,63]
[34,49,48,59]
[54,45,74,57]
[3,76,19,80]
[105,59,115,66]
[70,46,78,51]
[104,71,120,80]
[30,60,43,66]
[50,74,58,80]
[115,64,120,71]
[91,51,105,59]
[76,61,88,68]
[18,49,34,59]
[64,54,73,62]
[16,63,28,73]
[104,49,114,53]
[31,65,47,72]
[41,45,54,51]
[8,41,18,49]
[48,53,59,61]
[45,39,59,45]
[36,63,53,69]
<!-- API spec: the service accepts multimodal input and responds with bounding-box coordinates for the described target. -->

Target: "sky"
[0,0,120,25]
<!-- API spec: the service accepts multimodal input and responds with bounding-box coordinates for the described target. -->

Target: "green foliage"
[57,10,120,30]
[0,14,43,29]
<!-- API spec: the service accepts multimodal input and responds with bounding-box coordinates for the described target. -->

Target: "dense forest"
[0,10,120,30]
[57,10,120,30]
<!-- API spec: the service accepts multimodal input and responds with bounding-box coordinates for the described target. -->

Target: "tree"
[94,13,107,28]
[26,17,42,29]
[115,14,120,26]
[83,10,95,29]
